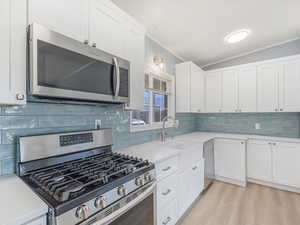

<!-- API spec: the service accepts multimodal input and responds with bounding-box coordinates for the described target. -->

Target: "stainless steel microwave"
[28,23,130,103]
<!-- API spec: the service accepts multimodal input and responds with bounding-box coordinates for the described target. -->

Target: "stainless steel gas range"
[17,129,156,225]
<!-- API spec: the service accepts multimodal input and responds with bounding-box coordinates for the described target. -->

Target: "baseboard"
[247,178,300,194]
[215,175,247,187]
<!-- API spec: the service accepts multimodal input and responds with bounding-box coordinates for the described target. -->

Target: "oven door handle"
[86,183,156,225]
[113,57,120,99]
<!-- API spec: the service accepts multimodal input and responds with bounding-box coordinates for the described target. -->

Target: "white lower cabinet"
[247,140,300,190]
[273,142,300,188]
[157,199,178,225]
[178,160,204,217]
[214,138,246,186]
[24,216,47,225]
[247,140,273,182]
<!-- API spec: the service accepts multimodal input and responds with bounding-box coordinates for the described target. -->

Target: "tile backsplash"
[197,113,300,138]
[0,103,198,175]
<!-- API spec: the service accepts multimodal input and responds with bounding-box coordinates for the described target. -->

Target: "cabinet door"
[176,63,191,112]
[89,0,126,58]
[190,63,205,113]
[273,142,300,188]
[214,139,246,183]
[257,63,279,112]
[247,140,273,182]
[125,24,145,110]
[279,59,300,112]
[221,70,238,112]
[0,0,26,105]
[28,0,88,42]
[205,72,222,113]
[238,66,257,112]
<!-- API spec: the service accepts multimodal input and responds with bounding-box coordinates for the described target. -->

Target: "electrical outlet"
[95,120,102,130]
[255,123,261,130]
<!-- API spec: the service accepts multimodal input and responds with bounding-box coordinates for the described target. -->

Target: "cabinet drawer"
[157,199,178,225]
[157,173,178,209]
[25,216,47,225]
[156,156,179,181]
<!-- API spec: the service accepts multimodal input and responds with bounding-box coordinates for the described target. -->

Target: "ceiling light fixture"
[224,29,251,44]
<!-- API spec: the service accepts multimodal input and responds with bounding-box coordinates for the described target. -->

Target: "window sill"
[130,122,174,133]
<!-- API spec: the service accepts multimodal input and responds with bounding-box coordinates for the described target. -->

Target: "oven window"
[37,40,128,97]
[109,194,154,225]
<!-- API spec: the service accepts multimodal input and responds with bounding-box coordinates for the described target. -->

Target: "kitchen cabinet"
[176,62,205,113]
[178,160,204,217]
[214,138,246,186]
[237,66,257,112]
[0,0,26,105]
[89,0,127,58]
[273,142,300,188]
[28,0,89,43]
[279,59,300,112]
[221,69,238,112]
[247,140,273,182]
[205,72,222,113]
[124,20,146,110]
[257,63,280,112]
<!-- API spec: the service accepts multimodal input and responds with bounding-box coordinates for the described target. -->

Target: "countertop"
[115,132,300,163]
[0,175,48,225]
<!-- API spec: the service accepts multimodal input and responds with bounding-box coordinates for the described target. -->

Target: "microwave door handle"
[113,57,120,98]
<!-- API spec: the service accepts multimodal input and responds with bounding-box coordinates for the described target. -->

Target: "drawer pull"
[162,166,171,172]
[162,216,171,225]
[162,189,171,196]
[192,166,198,170]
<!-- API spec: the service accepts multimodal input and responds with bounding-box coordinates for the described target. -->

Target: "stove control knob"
[75,205,89,220]
[144,173,152,182]
[94,196,106,209]
[117,186,127,196]
[135,177,144,186]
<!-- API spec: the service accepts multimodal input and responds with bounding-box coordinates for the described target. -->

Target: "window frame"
[130,68,175,132]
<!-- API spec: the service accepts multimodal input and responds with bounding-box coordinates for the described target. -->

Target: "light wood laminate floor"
[179,181,300,225]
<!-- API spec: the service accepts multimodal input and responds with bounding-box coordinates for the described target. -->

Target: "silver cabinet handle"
[162,166,171,172]
[280,109,283,111]
[273,143,276,146]
[83,40,89,45]
[162,189,171,196]
[16,93,25,100]
[241,142,244,144]
[275,109,278,112]
[162,216,171,225]
[192,166,198,170]
[113,57,120,98]
[92,43,97,47]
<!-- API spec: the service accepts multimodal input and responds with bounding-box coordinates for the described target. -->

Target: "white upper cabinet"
[176,62,205,113]
[89,0,126,58]
[205,72,222,113]
[279,59,300,112]
[237,66,257,112]
[0,0,26,105]
[257,63,279,112]
[28,0,89,42]
[273,142,300,188]
[124,20,146,110]
[221,70,238,112]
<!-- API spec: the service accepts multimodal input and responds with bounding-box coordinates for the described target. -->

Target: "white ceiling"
[112,0,300,67]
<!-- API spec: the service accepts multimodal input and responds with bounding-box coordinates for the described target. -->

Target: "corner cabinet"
[0,0,26,105]
[176,62,205,113]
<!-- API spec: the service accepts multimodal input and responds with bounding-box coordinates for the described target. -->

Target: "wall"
[0,36,198,176]
[203,39,300,71]
[197,113,300,138]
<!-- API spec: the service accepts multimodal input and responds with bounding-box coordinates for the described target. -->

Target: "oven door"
[29,23,129,103]
[81,184,156,225]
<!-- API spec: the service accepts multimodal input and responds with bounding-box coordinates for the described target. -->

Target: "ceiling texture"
[112,0,300,67]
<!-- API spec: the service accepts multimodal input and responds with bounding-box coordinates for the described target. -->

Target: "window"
[131,71,174,131]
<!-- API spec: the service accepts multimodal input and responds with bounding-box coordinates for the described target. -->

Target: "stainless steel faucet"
[161,116,177,142]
